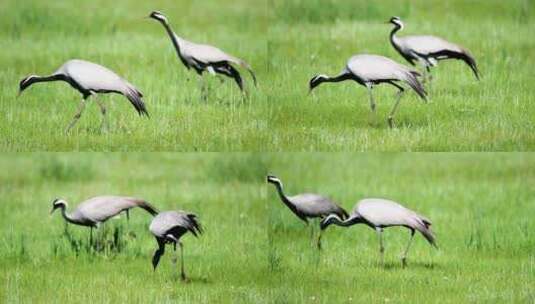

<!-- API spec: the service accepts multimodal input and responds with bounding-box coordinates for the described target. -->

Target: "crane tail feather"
[124,87,149,117]
[187,213,203,237]
[460,51,480,80]
[237,60,257,87]
[140,201,159,216]
[403,72,427,101]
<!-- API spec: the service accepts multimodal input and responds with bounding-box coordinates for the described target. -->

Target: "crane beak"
[17,90,22,98]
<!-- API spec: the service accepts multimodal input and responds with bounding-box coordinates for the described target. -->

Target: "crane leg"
[180,242,186,281]
[65,99,87,133]
[387,89,405,128]
[376,227,385,266]
[366,85,377,126]
[317,230,322,251]
[94,97,108,133]
[426,66,433,84]
[172,242,178,275]
[199,75,209,102]
[401,229,415,268]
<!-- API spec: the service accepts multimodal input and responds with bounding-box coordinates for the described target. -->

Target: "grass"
[0,0,268,151]
[267,0,535,151]
[1,153,534,302]
[1,0,534,151]
[265,153,535,302]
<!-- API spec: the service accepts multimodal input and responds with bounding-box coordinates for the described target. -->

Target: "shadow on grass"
[381,260,439,271]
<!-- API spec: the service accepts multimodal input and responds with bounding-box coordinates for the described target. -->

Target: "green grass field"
[0,0,268,151]
[267,0,535,151]
[1,153,534,302]
[1,0,534,151]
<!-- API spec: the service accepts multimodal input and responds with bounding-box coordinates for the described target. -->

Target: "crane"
[309,54,427,128]
[321,198,436,267]
[149,210,203,281]
[50,196,158,244]
[388,16,479,83]
[267,175,348,250]
[19,59,148,133]
[148,11,257,100]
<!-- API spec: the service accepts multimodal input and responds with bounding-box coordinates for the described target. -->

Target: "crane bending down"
[389,16,479,83]
[19,59,149,133]
[150,210,203,281]
[50,196,158,243]
[321,198,437,267]
[309,54,427,128]
[149,11,257,99]
[267,175,348,250]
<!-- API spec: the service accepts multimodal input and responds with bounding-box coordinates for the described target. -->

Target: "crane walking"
[148,11,257,100]
[267,175,348,250]
[388,16,479,83]
[150,210,203,281]
[309,54,427,128]
[19,59,149,133]
[50,196,158,244]
[321,198,436,267]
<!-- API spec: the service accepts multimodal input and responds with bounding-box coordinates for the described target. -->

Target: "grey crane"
[148,11,257,99]
[19,59,148,133]
[267,175,348,250]
[309,54,427,128]
[150,210,203,280]
[388,16,479,83]
[321,198,437,267]
[50,196,158,243]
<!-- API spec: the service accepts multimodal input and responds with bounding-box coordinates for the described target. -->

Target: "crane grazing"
[267,175,348,250]
[150,210,203,280]
[50,196,158,243]
[309,54,427,128]
[321,198,437,267]
[19,59,148,133]
[148,11,257,100]
[388,16,479,83]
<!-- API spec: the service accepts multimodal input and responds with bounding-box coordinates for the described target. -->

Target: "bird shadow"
[380,261,439,271]
[168,275,212,285]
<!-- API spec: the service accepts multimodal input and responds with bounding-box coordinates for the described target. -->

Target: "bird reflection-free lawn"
[0,153,269,302]
[268,0,535,150]
[1,153,534,302]
[0,0,267,151]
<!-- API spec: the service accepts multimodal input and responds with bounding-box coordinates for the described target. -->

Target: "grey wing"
[347,54,412,81]
[289,193,345,217]
[149,210,202,238]
[399,35,463,56]
[77,196,147,222]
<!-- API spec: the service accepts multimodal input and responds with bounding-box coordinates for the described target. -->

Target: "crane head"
[266,175,282,186]
[148,11,168,23]
[388,16,404,30]
[50,198,67,215]
[309,74,328,93]
[18,75,38,96]
[320,214,338,230]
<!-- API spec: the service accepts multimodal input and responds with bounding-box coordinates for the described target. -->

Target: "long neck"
[324,72,351,83]
[159,20,183,57]
[59,204,78,225]
[331,214,364,227]
[272,182,299,214]
[27,74,64,88]
[390,24,402,48]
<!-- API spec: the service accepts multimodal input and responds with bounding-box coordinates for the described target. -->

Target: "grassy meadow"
[0,0,268,151]
[0,153,268,302]
[0,0,534,151]
[267,0,535,150]
[265,153,535,302]
[1,153,534,302]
